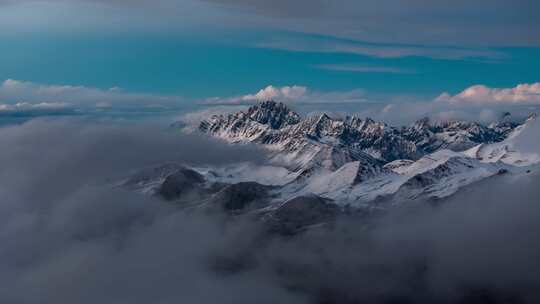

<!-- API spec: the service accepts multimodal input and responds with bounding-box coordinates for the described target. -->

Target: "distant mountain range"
[200,100,520,164]
[121,101,539,234]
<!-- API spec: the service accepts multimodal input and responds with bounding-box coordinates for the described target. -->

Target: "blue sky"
[0,0,539,124]
[1,31,539,100]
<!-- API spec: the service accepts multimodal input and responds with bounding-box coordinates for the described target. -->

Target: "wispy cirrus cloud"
[313,64,415,74]
[257,35,504,60]
[2,0,538,47]
[0,101,69,111]
[206,0,540,46]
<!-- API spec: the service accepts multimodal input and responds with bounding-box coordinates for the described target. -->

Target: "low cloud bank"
[266,172,540,303]
[0,79,183,110]
[0,119,298,304]
[351,83,540,124]
[200,83,540,126]
[3,79,539,127]
[437,83,540,105]
[0,118,539,303]
[203,85,369,105]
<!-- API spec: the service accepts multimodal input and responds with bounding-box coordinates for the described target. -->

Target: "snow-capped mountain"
[402,117,518,153]
[277,149,513,207]
[465,113,540,166]
[120,101,537,232]
[197,100,519,166]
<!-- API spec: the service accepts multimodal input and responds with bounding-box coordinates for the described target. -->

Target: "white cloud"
[0,79,183,109]
[436,83,540,105]
[242,85,308,102]
[175,105,249,131]
[353,83,540,125]
[204,85,371,105]
[0,101,69,111]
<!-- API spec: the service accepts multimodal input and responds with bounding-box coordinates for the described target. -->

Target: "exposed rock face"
[191,101,528,207]
[246,100,301,129]
[208,182,274,211]
[268,195,339,234]
[198,101,517,169]
[158,167,207,201]
[122,163,186,191]
[402,117,516,153]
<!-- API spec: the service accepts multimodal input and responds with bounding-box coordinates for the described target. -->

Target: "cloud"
[0,119,305,304]
[174,105,250,131]
[288,171,540,303]
[436,83,540,105]
[314,64,415,74]
[1,0,538,47]
[347,99,539,126]
[340,83,540,125]
[258,36,504,60]
[0,0,223,34]
[0,79,183,109]
[0,118,540,303]
[204,85,371,105]
[242,85,308,102]
[199,83,540,126]
[0,101,69,111]
[207,0,540,46]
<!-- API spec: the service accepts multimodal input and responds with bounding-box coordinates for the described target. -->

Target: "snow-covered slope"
[124,102,537,214]
[196,101,519,169]
[402,117,516,153]
[280,149,511,207]
[465,114,540,166]
[389,150,511,202]
[117,107,538,233]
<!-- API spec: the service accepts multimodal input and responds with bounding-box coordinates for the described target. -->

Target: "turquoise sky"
[0,0,538,111]
[1,31,539,101]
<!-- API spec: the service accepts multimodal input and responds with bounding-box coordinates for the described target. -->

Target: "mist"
[0,118,539,303]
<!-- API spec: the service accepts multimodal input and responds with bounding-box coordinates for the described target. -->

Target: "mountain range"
[122,101,539,233]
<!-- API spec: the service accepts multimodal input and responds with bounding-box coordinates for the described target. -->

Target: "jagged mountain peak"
[501,111,512,120]
[411,117,431,129]
[245,100,300,129]
[197,101,525,168]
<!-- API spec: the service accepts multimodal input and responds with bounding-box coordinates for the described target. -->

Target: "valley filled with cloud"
[1,1,539,303]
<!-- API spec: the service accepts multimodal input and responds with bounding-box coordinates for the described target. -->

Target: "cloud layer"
[0,118,539,303]
[314,64,414,74]
[2,79,540,126]
[0,79,183,110]
[1,0,538,46]
[258,36,504,60]
[0,119,295,304]
[437,83,540,105]
[204,85,370,105]
[208,0,540,46]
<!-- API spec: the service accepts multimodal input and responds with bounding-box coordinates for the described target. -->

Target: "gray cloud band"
[1,0,538,45]
[0,119,539,303]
